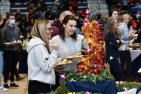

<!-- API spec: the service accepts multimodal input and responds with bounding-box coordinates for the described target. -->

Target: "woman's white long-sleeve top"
[51,34,86,58]
[27,37,58,85]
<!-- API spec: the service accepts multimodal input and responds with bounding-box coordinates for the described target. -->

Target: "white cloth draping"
[130,50,141,62]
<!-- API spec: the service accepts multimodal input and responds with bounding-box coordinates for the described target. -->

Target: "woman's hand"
[116,40,121,44]
[51,42,58,50]
[81,48,91,55]
[129,30,137,37]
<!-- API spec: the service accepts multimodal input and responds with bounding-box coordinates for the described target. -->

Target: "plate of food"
[66,53,83,59]
[56,58,73,65]
[54,53,83,73]
[56,53,83,65]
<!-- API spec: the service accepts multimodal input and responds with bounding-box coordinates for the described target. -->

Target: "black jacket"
[105,32,120,60]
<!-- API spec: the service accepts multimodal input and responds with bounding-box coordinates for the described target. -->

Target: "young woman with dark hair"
[104,17,123,83]
[51,15,88,90]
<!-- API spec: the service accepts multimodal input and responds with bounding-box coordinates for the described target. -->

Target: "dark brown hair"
[60,15,77,41]
[104,17,120,40]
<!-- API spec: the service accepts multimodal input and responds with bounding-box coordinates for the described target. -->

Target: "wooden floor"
[0,74,28,94]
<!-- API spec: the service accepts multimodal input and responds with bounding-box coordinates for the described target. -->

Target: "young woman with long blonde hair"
[27,20,58,94]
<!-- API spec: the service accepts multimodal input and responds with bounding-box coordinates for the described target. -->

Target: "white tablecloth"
[130,50,141,62]
[130,50,141,73]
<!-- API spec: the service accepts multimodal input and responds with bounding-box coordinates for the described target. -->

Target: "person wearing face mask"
[2,14,21,88]
[9,18,16,25]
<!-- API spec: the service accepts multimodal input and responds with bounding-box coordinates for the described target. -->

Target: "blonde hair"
[31,19,51,53]
[121,14,129,22]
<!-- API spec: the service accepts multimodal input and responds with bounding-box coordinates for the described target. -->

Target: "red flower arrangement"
[66,19,113,83]
[77,20,106,74]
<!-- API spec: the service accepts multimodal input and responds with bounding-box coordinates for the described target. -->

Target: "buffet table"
[130,50,141,76]
[130,50,141,62]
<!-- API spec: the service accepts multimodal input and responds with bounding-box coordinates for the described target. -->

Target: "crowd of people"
[0,0,141,94]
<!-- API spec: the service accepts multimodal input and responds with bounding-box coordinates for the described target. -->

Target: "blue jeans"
[0,51,3,74]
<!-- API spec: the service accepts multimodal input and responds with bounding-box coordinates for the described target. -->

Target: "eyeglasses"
[45,27,52,32]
